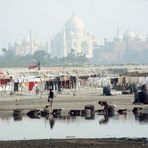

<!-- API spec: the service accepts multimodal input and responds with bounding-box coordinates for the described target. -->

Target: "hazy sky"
[0,0,148,49]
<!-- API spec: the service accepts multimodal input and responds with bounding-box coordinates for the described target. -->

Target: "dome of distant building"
[69,31,74,36]
[135,33,143,40]
[15,40,22,45]
[124,30,135,39]
[115,34,123,40]
[8,31,48,56]
[65,15,85,33]
[51,14,95,58]
[33,40,40,45]
[21,37,30,45]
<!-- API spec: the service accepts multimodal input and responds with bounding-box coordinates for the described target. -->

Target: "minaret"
[72,9,75,17]
[29,30,33,53]
[117,27,120,36]
[62,27,67,57]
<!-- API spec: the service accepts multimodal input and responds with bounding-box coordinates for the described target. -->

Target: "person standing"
[48,89,55,108]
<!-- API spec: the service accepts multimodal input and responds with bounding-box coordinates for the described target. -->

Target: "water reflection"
[49,118,55,129]
[11,109,148,125]
[99,114,109,124]
[47,115,55,129]
[13,109,23,121]
[13,115,22,121]
[0,111,147,140]
[11,111,148,124]
[134,112,148,123]
[139,113,148,122]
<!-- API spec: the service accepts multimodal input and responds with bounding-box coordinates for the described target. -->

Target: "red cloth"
[29,82,35,91]
[29,82,38,91]
[29,64,38,69]
[0,79,7,85]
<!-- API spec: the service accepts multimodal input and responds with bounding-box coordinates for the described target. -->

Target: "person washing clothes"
[98,101,109,116]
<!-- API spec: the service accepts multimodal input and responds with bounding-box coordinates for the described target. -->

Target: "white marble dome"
[21,37,30,45]
[69,31,74,36]
[135,33,143,40]
[65,15,85,33]
[15,40,22,45]
[115,34,123,40]
[33,40,40,45]
[124,30,135,39]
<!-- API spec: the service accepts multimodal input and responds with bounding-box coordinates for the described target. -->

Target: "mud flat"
[0,138,147,148]
[0,87,147,114]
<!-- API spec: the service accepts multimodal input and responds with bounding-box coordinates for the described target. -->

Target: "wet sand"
[0,138,148,148]
[0,87,144,112]
[0,86,148,148]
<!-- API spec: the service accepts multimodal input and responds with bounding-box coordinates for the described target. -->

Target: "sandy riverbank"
[0,86,146,114]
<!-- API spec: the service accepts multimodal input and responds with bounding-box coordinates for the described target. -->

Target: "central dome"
[65,15,85,33]
[123,30,135,39]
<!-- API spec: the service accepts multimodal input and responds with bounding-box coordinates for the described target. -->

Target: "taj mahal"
[7,14,148,64]
[50,14,97,58]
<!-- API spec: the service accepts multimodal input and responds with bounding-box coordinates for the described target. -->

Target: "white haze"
[0,0,148,50]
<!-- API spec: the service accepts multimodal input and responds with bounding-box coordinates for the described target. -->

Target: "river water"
[0,112,147,140]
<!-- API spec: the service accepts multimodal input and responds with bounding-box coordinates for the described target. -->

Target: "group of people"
[47,89,110,118]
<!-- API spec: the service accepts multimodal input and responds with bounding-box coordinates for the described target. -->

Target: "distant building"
[8,31,48,56]
[93,28,148,64]
[51,14,97,58]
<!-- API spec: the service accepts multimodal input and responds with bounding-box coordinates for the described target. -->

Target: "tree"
[1,48,7,56]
